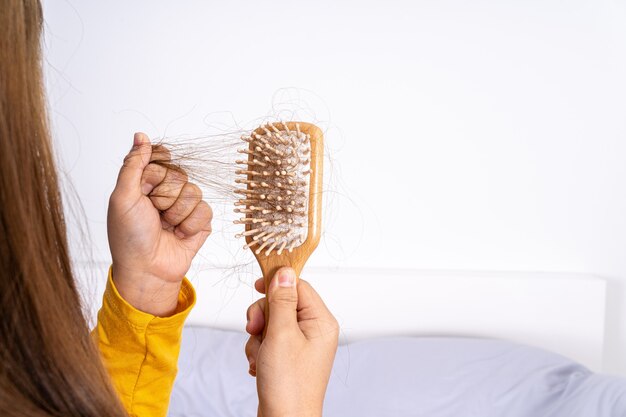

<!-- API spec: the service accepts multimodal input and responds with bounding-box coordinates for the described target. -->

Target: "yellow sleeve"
[92,268,196,417]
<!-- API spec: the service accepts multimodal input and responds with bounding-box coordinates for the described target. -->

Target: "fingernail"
[133,132,143,147]
[278,268,296,288]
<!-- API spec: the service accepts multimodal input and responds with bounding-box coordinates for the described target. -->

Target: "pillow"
[168,327,626,417]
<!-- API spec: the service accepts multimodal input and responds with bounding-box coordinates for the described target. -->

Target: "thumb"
[266,267,298,337]
[115,132,152,195]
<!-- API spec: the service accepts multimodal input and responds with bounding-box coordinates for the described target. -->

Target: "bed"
[168,268,626,416]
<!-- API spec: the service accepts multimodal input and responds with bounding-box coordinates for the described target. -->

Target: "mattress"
[168,327,626,417]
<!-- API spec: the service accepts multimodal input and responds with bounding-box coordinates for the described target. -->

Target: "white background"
[42,1,626,374]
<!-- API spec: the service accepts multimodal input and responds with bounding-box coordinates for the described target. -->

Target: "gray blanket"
[169,327,626,417]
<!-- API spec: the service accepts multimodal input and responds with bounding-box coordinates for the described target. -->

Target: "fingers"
[115,133,153,196]
[246,298,266,336]
[245,335,261,377]
[254,277,266,294]
[265,267,299,338]
[257,273,336,340]
[162,182,202,227]
[255,275,327,319]
[139,145,171,195]
[293,279,332,322]
[175,200,212,239]
[133,141,211,240]
[245,298,266,377]
[150,144,171,164]
[140,163,167,196]
[149,167,188,211]
[294,279,339,342]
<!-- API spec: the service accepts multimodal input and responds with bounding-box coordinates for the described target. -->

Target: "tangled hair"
[0,1,127,416]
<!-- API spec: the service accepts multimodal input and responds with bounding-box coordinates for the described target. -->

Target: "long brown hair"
[0,1,127,416]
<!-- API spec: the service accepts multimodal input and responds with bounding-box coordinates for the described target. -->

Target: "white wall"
[43,0,626,374]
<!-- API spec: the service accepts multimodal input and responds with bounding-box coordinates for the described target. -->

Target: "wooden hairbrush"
[234,121,323,309]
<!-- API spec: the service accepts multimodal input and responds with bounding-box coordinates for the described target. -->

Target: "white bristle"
[244,240,260,249]
[277,241,288,255]
[265,240,279,256]
[234,121,311,256]
[255,239,272,254]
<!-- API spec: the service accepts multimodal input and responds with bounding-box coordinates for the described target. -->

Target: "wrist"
[111,264,183,317]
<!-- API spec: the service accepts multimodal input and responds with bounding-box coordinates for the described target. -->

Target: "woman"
[0,1,339,416]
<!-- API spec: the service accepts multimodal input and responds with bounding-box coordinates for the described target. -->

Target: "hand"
[245,267,339,417]
[107,132,212,316]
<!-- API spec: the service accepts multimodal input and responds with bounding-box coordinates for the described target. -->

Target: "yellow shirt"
[92,270,195,417]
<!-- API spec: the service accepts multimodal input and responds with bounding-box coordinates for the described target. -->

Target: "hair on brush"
[234,121,323,283]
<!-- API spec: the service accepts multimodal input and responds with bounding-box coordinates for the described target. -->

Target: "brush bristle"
[234,122,311,256]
